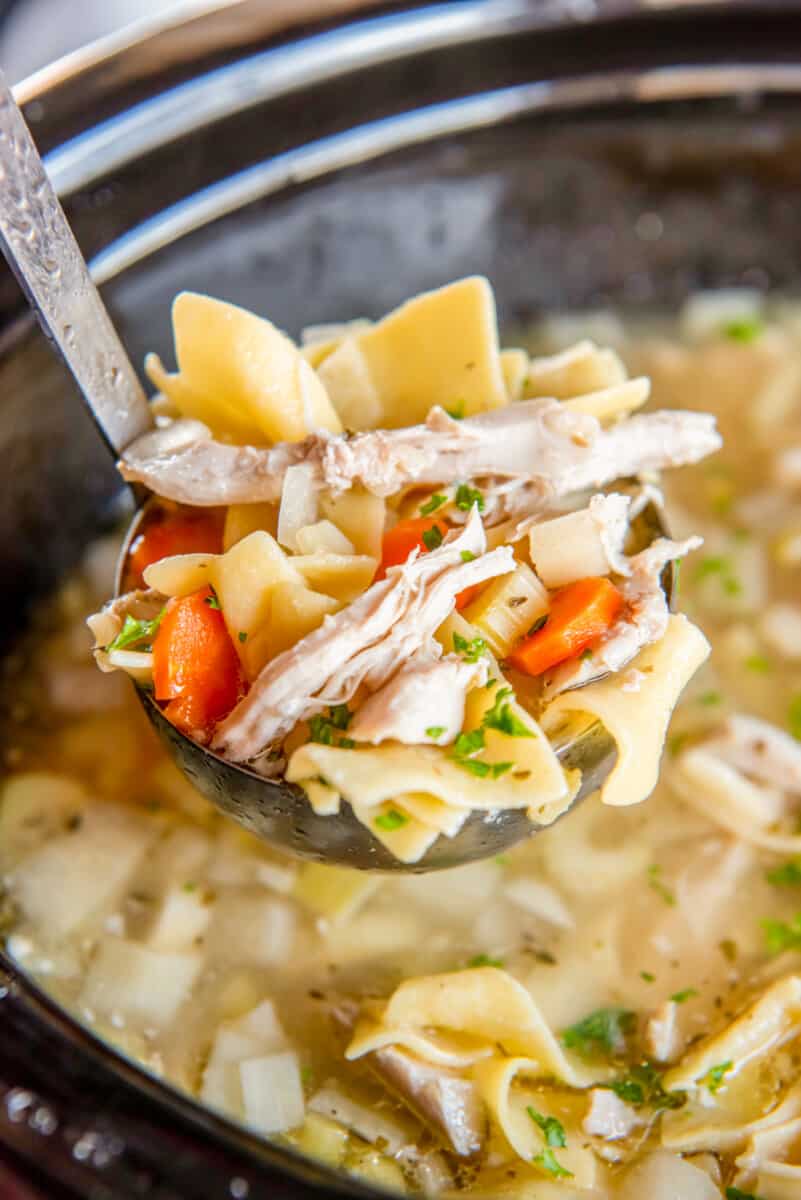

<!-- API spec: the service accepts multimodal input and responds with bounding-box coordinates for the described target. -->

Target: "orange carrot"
[376,515,484,610]
[128,508,223,585]
[152,586,244,738]
[377,516,449,578]
[508,576,624,677]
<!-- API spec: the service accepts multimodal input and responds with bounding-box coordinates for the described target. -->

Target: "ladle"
[0,77,671,871]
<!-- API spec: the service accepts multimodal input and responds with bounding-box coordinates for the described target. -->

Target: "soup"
[2,288,801,1199]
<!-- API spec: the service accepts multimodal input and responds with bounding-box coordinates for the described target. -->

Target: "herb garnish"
[647,864,676,907]
[309,704,354,748]
[562,1007,635,1058]
[789,694,801,741]
[670,988,699,1004]
[454,483,485,513]
[426,726,446,740]
[744,653,771,674]
[693,554,742,597]
[460,550,476,563]
[374,810,408,832]
[481,687,533,738]
[106,609,165,652]
[419,493,447,516]
[526,1107,567,1148]
[723,316,764,343]
[453,632,487,663]
[766,860,801,886]
[467,953,505,969]
[445,401,465,420]
[762,913,801,955]
[532,1147,573,1179]
[604,1062,684,1110]
[204,588,222,610]
[703,1060,733,1093]
[238,631,248,643]
[697,690,722,707]
[640,971,655,983]
[422,525,443,552]
[726,1187,765,1200]
[528,613,548,636]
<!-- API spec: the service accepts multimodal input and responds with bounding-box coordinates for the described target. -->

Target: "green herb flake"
[460,550,476,563]
[670,988,699,1004]
[329,704,352,731]
[647,864,676,907]
[300,1066,314,1087]
[419,493,447,516]
[453,632,487,663]
[767,860,801,886]
[238,631,248,643]
[374,809,408,832]
[697,690,722,707]
[467,953,505,969]
[422,525,444,552]
[481,687,533,738]
[723,316,764,343]
[455,757,492,778]
[532,1148,573,1179]
[604,1062,684,1111]
[719,938,738,962]
[426,726,447,740]
[726,1187,764,1200]
[454,729,485,758]
[454,483,486,513]
[182,881,197,892]
[528,613,549,636]
[762,913,801,955]
[526,1107,567,1148]
[309,705,353,748]
[562,1007,635,1058]
[490,761,514,779]
[789,694,801,741]
[106,609,165,653]
[744,653,771,674]
[445,401,465,420]
[495,855,511,867]
[667,731,691,757]
[703,1060,733,1094]
[337,737,356,750]
[640,971,656,983]
[204,589,222,611]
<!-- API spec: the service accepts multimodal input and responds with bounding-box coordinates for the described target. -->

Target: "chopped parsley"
[467,953,505,969]
[526,1107,567,1148]
[419,493,447,516]
[422,525,443,552]
[692,554,742,597]
[460,550,476,563]
[532,1148,573,1179]
[453,632,487,663]
[106,610,165,652]
[762,913,801,955]
[445,401,465,420]
[238,631,248,643]
[374,809,408,832]
[454,729,485,758]
[789,694,801,741]
[667,731,691,757]
[309,704,353,748]
[203,589,222,610]
[703,1060,733,1094]
[561,1007,635,1058]
[640,971,656,983]
[425,725,446,740]
[495,855,510,867]
[766,860,801,886]
[670,988,699,1004]
[528,613,549,636]
[454,757,513,779]
[726,1188,765,1200]
[723,316,764,343]
[604,1062,684,1111]
[697,690,722,707]
[744,653,771,674]
[647,864,676,907]
[454,483,485,513]
[182,881,197,892]
[481,687,533,738]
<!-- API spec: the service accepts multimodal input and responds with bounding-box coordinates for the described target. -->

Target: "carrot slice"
[128,508,223,585]
[376,515,483,610]
[508,576,624,677]
[152,585,244,738]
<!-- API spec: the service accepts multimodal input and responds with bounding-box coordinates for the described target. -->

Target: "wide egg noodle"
[541,615,710,807]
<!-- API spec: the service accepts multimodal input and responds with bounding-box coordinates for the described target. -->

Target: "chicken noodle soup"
[89,279,716,863]
[4,288,801,1196]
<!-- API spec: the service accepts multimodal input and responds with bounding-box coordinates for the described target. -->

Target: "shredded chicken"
[349,654,488,746]
[645,1000,683,1063]
[544,536,702,696]
[120,400,720,507]
[583,1088,641,1140]
[703,715,801,796]
[212,511,513,761]
[86,588,164,671]
[589,493,633,576]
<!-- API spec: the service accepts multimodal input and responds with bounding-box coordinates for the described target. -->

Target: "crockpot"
[0,0,799,1194]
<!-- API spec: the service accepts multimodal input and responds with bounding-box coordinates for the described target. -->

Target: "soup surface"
[3,293,801,1199]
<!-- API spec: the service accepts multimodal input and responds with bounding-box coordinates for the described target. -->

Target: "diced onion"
[240,1051,305,1135]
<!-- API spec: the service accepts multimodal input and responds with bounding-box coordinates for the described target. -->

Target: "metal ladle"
[0,77,671,871]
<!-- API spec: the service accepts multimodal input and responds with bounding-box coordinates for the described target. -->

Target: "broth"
[3,296,801,1197]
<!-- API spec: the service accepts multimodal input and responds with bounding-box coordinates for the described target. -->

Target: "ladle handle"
[0,74,152,454]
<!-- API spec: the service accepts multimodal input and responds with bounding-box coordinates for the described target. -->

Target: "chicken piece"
[212,511,513,761]
[120,400,720,508]
[367,1042,485,1158]
[583,1088,641,1140]
[645,1000,683,1063]
[119,419,308,505]
[703,714,801,796]
[544,536,701,697]
[349,653,488,746]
